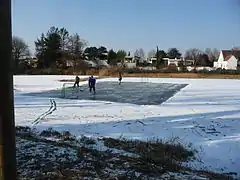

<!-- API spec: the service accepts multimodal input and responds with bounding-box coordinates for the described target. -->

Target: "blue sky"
[12,0,240,55]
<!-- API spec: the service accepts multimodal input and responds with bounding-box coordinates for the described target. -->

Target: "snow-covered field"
[14,75,240,177]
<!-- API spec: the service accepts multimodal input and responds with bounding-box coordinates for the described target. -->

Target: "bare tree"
[134,49,139,57]
[59,27,69,51]
[68,33,87,56]
[212,48,220,61]
[12,36,30,71]
[67,33,87,71]
[134,48,145,62]
[205,48,219,62]
[148,49,156,58]
[184,48,202,59]
[184,48,202,66]
[205,48,212,56]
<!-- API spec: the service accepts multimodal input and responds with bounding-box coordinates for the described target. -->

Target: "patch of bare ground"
[16,126,235,180]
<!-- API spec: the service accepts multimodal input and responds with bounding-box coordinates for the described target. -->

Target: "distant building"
[25,57,38,68]
[148,57,157,64]
[163,58,182,67]
[183,59,195,66]
[83,59,109,68]
[124,56,135,63]
[213,49,240,70]
[66,60,74,67]
[121,55,137,68]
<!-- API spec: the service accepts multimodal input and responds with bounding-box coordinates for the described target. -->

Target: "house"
[25,57,38,68]
[66,60,74,67]
[183,59,195,66]
[124,55,136,63]
[213,49,240,70]
[83,59,109,68]
[125,63,137,69]
[148,57,157,64]
[83,60,97,68]
[147,57,186,67]
[163,58,182,66]
[79,52,109,68]
[121,55,137,69]
[95,58,109,67]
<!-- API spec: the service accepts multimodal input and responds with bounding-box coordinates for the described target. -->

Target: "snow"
[14,75,240,176]
[16,137,78,177]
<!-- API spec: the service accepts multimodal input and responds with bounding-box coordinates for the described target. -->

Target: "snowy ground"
[14,75,240,177]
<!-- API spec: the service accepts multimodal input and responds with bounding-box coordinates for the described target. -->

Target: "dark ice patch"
[24,82,188,105]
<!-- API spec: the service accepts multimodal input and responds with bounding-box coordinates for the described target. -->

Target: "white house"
[121,55,137,68]
[83,59,109,68]
[66,60,74,67]
[124,55,139,63]
[148,57,157,64]
[147,57,183,66]
[213,50,240,70]
[183,59,195,66]
[163,58,182,66]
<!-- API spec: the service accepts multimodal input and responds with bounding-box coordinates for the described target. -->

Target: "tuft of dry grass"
[103,137,195,162]
[103,137,196,175]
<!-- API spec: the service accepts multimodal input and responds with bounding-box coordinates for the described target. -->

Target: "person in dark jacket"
[88,75,96,94]
[74,76,80,87]
[118,72,122,85]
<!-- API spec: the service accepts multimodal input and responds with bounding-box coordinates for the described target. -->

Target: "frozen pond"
[24,81,188,105]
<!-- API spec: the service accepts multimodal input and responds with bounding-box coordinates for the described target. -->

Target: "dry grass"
[103,137,195,162]
[60,68,240,82]
[82,68,240,79]
[59,73,240,83]
[16,127,235,180]
[52,67,240,80]
[103,137,196,175]
[122,72,240,79]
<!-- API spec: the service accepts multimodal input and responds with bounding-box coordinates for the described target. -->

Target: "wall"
[126,62,137,69]
[218,51,224,62]
[226,56,238,70]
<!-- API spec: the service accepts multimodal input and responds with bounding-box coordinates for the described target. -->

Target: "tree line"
[12,26,220,74]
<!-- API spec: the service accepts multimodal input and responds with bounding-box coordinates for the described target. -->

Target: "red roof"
[224,55,233,61]
[222,50,240,61]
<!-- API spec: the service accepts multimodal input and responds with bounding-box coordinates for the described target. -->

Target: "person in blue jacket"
[88,75,96,94]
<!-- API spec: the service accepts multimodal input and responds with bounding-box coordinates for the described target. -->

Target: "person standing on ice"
[88,75,96,94]
[74,76,80,87]
[118,72,122,85]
